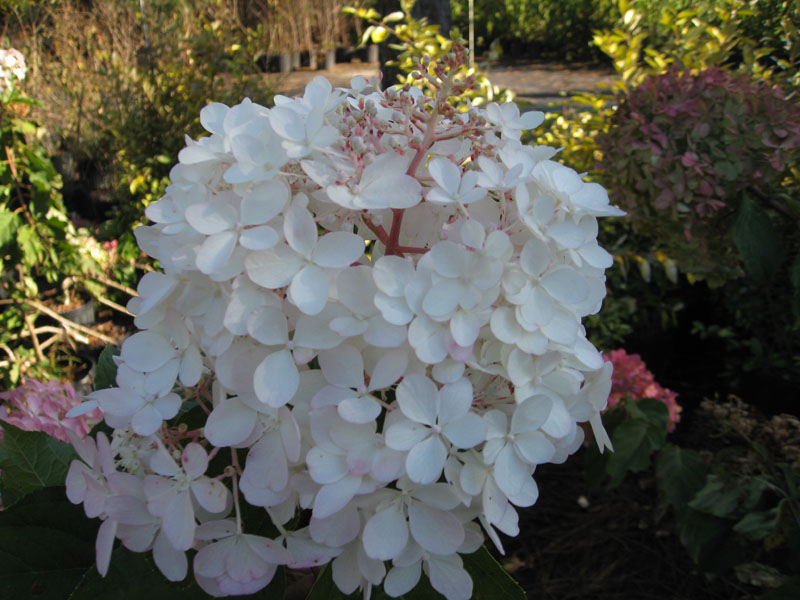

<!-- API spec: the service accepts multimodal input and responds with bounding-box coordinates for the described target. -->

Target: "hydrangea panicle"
[65,46,624,599]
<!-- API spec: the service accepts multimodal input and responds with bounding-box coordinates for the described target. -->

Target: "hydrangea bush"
[66,48,624,599]
[604,349,680,432]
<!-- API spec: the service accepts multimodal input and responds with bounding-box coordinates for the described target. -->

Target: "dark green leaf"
[0,487,96,599]
[0,207,20,248]
[462,546,526,600]
[732,195,784,283]
[604,408,666,487]
[687,474,765,519]
[676,508,743,572]
[0,422,76,507]
[733,505,781,540]
[762,577,800,600]
[656,444,708,506]
[94,345,120,390]
[634,398,670,432]
[68,547,207,600]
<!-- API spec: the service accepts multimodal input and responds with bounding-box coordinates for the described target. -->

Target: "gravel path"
[266,59,618,107]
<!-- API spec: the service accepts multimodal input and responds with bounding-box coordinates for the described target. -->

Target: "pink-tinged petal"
[312,475,362,519]
[131,404,164,436]
[279,408,302,462]
[245,245,304,289]
[306,448,348,484]
[331,545,361,595]
[121,331,176,373]
[338,396,381,424]
[225,537,272,584]
[191,478,230,514]
[384,563,422,598]
[239,226,278,250]
[511,395,552,434]
[288,264,329,316]
[319,344,364,389]
[104,495,153,526]
[408,501,464,555]
[396,374,439,425]
[284,203,317,259]
[117,523,158,552]
[153,530,188,581]
[309,505,360,547]
[182,443,209,480]
[443,412,487,449]
[362,504,408,560]
[368,348,408,391]
[245,534,293,565]
[95,518,118,577]
[540,266,589,305]
[196,230,237,274]
[437,377,473,424]
[385,420,430,451]
[313,232,364,268]
[163,490,196,551]
[193,539,228,577]
[65,462,91,504]
[405,435,447,485]
[246,434,289,491]
[205,398,256,447]
[427,554,472,600]
[185,202,237,235]
[253,349,299,407]
[514,431,556,465]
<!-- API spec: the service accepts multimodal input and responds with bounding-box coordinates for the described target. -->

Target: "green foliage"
[93,344,120,391]
[0,422,76,508]
[347,5,513,109]
[450,0,616,61]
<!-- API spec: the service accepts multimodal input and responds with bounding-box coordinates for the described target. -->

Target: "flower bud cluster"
[0,48,26,90]
[66,58,624,599]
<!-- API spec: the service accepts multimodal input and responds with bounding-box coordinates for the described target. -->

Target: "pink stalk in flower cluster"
[603,349,681,431]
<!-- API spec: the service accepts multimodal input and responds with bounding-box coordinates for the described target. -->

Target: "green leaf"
[604,402,667,487]
[0,207,20,248]
[676,507,743,572]
[732,505,781,540]
[68,547,207,600]
[634,397,670,432]
[731,195,784,283]
[656,444,708,506]
[462,546,526,600]
[94,345,120,390]
[687,474,765,519]
[0,487,96,600]
[0,422,77,507]
[304,564,347,600]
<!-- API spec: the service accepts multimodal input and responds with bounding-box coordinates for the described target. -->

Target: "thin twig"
[83,275,138,297]
[21,299,119,345]
[25,313,45,362]
[95,295,135,317]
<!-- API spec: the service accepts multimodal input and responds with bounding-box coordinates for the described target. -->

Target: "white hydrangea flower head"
[65,48,624,598]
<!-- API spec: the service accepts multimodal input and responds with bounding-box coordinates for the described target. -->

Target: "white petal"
[200,102,229,135]
[428,554,473,600]
[430,241,468,278]
[196,230,237,274]
[338,396,381,424]
[362,504,409,560]
[408,502,464,555]
[319,344,364,389]
[179,346,203,387]
[450,310,481,347]
[205,398,256,447]
[240,179,289,225]
[191,478,230,513]
[95,518,118,577]
[437,378,473,424]
[405,435,447,484]
[443,412,487,449]
[121,331,175,373]
[511,395,552,434]
[519,237,550,277]
[312,232,364,268]
[253,349,299,407]
[541,267,589,305]
[289,264,329,315]
[247,306,289,346]
[422,280,463,317]
[514,431,556,465]
[181,443,208,479]
[309,505,361,548]
[312,475,362,519]
[428,157,461,193]
[163,491,196,551]
[373,256,414,296]
[132,404,164,436]
[284,203,317,258]
[239,225,278,250]
[384,563,421,598]
[396,374,439,425]
[368,348,408,391]
[185,202,236,235]
[385,420,431,451]
[245,245,304,289]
